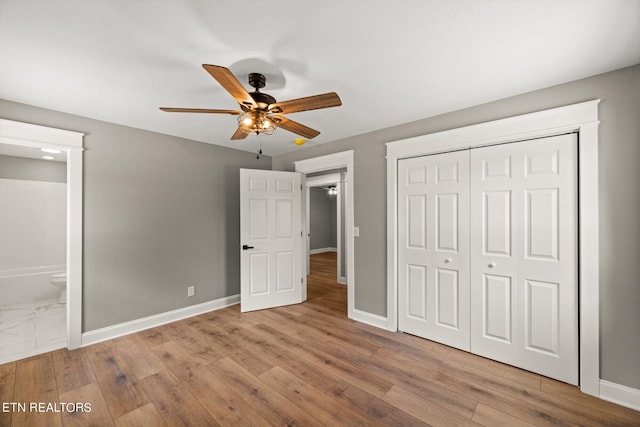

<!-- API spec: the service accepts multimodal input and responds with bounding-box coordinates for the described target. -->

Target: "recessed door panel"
[276,199,293,239]
[483,190,511,256]
[276,251,294,292]
[407,195,426,249]
[525,189,559,261]
[276,178,294,193]
[483,274,512,343]
[249,253,269,295]
[525,279,559,355]
[483,156,511,180]
[436,193,458,252]
[437,162,459,183]
[249,199,268,240]
[408,167,427,184]
[407,265,426,320]
[526,150,559,176]
[436,269,458,328]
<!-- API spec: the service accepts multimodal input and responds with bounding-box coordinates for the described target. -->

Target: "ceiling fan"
[160,64,342,140]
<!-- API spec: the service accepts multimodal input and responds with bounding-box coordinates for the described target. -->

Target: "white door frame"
[0,119,84,349]
[295,150,355,319]
[386,100,600,396]
[306,173,344,284]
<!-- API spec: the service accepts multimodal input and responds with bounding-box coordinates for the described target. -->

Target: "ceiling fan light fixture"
[238,110,276,135]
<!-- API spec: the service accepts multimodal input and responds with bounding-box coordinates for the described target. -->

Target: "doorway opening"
[306,171,346,286]
[0,119,84,353]
[294,150,355,319]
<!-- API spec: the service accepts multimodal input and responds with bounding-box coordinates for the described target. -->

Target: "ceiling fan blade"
[202,64,257,109]
[231,126,249,140]
[160,107,241,115]
[269,92,341,114]
[274,116,321,139]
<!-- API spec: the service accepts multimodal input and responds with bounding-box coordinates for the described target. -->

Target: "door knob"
[444,258,452,263]
[242,245,254,250]
[488,262,497,268]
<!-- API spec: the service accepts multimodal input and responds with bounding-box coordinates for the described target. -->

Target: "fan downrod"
[248,73,266,90]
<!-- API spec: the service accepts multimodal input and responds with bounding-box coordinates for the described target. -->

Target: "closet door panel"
[398,151,470,351]
[470,134,578,385]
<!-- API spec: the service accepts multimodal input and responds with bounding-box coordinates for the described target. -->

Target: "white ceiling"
[1,0,639,157]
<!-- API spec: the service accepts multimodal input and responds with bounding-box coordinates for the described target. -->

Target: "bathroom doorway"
[0,145,68,363]
[0,119,84,362]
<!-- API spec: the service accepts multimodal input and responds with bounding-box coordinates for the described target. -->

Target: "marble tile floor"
[0,298,66,365]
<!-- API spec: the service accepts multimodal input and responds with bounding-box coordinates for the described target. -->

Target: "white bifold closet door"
[397,133,578,385]
[469,134,578,384]
[398,150,471,351]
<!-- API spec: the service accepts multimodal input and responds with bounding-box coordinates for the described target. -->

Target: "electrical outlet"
[187,286,195,297]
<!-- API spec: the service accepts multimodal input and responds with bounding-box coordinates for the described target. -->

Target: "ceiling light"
[41,148,62,154]
[42,155,55,160]
[294,138,305,146]
[238,110,276,136]
[327,186,337,197]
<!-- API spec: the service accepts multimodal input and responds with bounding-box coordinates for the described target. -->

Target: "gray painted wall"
[0,154,66,182]
[309,188,336,251]
[0,99,271,332]
[273,64,640,389]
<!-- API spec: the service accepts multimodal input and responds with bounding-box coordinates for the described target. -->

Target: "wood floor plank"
[51,348,96,395]
[0,362,16,427]
[441,358,630,426]
[112,333,168,380]
[84,341,148,419]
[540,377,640,424]
[383,385,481,426]
[259,365,371,426]
[59,382,113,427]
[114,403,168,427]
[211,357,324,426]
[138,369,220,426]
[11,354,62,427]
[183,364,270,427]
[329,380,429,427]
[252,322,393,398]
[233,324,342,393]
[472,402,536,427]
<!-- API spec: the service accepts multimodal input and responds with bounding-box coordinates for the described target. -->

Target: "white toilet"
[50,272,67,304]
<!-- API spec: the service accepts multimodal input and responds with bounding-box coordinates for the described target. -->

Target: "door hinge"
[301,277,303,283]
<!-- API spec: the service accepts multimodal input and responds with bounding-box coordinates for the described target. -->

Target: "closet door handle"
[488,262,497,268]
[242,245,254,250]
[444,258,452,264]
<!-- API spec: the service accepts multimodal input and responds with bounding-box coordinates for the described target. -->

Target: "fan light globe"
[294,138,305,146]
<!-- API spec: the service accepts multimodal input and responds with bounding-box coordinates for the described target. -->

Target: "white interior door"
[397,150,470,351]
[470,133,578,384]
[240,169,304,312]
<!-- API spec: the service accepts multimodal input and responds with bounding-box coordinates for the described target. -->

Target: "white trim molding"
[82,295,240,347]
[0,119,84,350]
[295,150,355,320]
[386,100,600,397]
[600,380,640,412]
[309,247,337,255]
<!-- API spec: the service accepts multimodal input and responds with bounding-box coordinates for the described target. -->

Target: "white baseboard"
[81,294,240,347]
[338,276,347,285]
[599,379,640,411]
[309,247,337,254]
[351,308,389,330]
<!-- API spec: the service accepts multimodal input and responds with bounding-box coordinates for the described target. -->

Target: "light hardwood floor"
[1,252,638,426]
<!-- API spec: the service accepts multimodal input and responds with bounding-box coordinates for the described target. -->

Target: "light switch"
[353,226,360,237]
